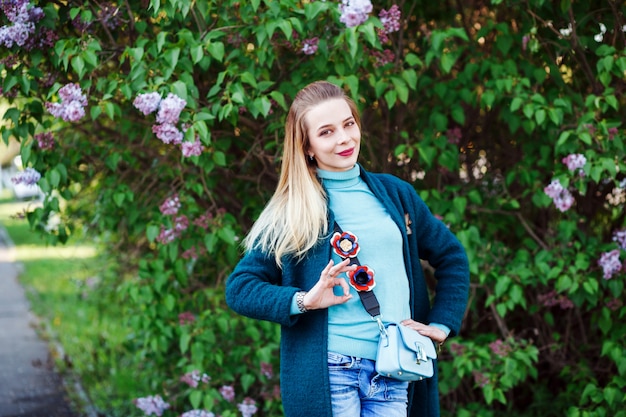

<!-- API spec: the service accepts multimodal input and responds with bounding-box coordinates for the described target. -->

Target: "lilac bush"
[1,1,625,417]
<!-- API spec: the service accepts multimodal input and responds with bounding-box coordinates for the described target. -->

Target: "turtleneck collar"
[317,165,361,189]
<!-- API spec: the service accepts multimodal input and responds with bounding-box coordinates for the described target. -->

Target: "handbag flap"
[397,324,438,359]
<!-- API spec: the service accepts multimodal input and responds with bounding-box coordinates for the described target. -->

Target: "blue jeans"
[327,352,409,417]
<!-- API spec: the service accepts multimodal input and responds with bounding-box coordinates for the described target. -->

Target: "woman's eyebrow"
[315,116,354,132]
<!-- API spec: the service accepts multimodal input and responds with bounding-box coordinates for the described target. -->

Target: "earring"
[308,155,315,162]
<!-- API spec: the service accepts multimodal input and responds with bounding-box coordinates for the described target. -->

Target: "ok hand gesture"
[301,258,355,311]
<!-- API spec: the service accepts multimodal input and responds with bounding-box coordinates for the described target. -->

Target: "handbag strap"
[332,222,385,334]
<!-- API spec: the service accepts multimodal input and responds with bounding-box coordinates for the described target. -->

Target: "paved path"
[0,226,77,417]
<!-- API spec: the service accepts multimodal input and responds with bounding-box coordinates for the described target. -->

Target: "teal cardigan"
[226,166,470,417]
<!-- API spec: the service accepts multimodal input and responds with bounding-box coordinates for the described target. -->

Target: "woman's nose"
[337,128,350,144]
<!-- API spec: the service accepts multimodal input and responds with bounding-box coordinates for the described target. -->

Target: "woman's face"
[305,98,361,172]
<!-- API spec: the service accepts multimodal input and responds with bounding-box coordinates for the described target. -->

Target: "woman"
[226,81,470,417]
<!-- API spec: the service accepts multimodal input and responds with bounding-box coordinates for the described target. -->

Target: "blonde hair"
[244,81,361,266]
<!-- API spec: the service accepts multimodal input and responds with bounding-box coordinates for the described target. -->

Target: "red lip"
[338,148,354,157]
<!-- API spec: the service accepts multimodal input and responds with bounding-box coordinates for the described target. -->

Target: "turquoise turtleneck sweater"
[290,165,410,359]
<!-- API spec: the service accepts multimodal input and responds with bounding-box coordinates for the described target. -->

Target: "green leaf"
[241,374,256,392]
[190,45,203,64]
[405,53,423,68]
[207,41,225,61]
[49,169,61,188]
[304,1,328,20]
[71,56,85,78]
[384,89,397,109]
[190,390,202,409]
[3,107,20,125]
[164,294,175,311]
[163,47,180,69]
[440,53,458,74]
[402,69,418,89]
[147,225,160,242]
[510,97,524,112]
[213,151,226,166]
[534,109,546,125]
[113,192,125,207]
[451,106,465,125]
[391,77,408,103]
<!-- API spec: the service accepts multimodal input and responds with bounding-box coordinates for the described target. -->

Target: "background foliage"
[1,0,625,416]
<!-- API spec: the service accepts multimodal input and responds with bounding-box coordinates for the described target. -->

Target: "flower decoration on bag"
[331,231,360,258]
[348,265,376,292]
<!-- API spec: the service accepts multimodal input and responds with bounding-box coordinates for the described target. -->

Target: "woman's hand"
[400,319,447,345]
[302,258,354,310]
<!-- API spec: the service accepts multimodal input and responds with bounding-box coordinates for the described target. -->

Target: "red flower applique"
[331,231,360,258]
[348,265,376,292]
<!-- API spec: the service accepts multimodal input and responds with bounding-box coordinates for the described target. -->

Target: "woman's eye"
[320,129,332,136]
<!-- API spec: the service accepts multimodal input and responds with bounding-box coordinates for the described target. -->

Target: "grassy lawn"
[0,194,144,416]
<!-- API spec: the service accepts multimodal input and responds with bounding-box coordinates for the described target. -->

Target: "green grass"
[0,198,146,416]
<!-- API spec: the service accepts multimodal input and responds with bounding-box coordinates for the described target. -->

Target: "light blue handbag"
[375,322,437,381]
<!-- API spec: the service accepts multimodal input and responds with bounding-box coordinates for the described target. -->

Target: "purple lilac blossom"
[0,53,18,67]
[11,167,40,185]
[562,153,586,173]
[156,227,177,244]
[301,37,319,55]
[34,132,54,150]
[24,26,56,49]
[173,215,189,232]
[133,92,162,115]
[260,362,273,378]
[180,370,210,388]
[63,100,86,122]
[156,93,186,124]
[237,397,258,417]
[544,179,563,199]
[193,212,213,229]
[448,342,466,356]
[598,249,622,279]
[606,298,623,311]
[446,127,463,144]
[180,411,215,417]
[181,247,199,260]
[58,83,86,102]
[372,49,395,67]
[45,83,88,122]
[159,194,180,216]
[219,385,235,402]
[613,229,626,250]
[181,138,204,157]
[339,0,372,28]
[379,5,401,33]
[538,290,574,310]
[544,179,574,212]
[488,339,512,356]
[152,123,183,145]
[133,395,170,417]
[472,371,489,388]
[178,311,195,325]
[0,0,42,48]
